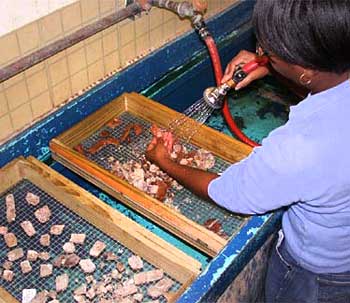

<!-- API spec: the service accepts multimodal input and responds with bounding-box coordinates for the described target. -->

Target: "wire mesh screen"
[78,112,248,238]
[0,179,180,302]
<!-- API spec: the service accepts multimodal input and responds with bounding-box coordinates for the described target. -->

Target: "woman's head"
[253,0,350,78]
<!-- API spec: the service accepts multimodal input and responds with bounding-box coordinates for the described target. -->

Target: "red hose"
[204,36,260,147]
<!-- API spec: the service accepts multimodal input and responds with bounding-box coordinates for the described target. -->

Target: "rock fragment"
[34,205,51,223]
[53,254,80,268]
[4,232,17,247]
[25,192,40,206]
[0,226,8,235]
[31,291,49,303]
[5,194,16,223]
[22,289,37,303]
[89,240,106,257]
[7,247,24,261]
[20,260,32,274]
[114,283,138,298]
[70,233,86,244]
[56,273,69,292]
[40,264,53,277]
[128,255,143,271]
[2,260,13,270]
[134,269,164,285]
[63,242,75,253]
[27,250,39,261]
[133,293,144,302]
[40,234,51,246]
[147,278,174,299]
[103,251,118,261]
[20,221,36,237]
[74,284,87,296]
[50,224,65,235]
[39,251,51,261]
[3,269,14,281]
[116,262,125,273]
[86,287,96,300]
[79,259,96,273]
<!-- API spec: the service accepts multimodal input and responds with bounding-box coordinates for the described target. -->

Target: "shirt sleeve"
[208,126,314,214]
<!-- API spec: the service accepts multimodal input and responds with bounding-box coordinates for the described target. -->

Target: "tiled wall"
[0,0,237,143]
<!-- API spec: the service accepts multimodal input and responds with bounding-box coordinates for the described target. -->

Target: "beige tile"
[24,62,45,77]
[39,11,63,43]
[163,10,176,23]
[150,26,163,49]
[70,69,89,93]
[86,38,103,65]
[104,51,120,74]
[135,15,150,37]
[30,91,53,119]
[136,34,150,57]
[49,58,69,86]
[84,32,102,45]
[81,0,99,23]
[47,50,66,65]
[119,19,135,46]
[120,42,136,67]
[116,0,125,10]
[3,73,25,89]
[102,23,117,36]
[10,103,33,131]
[0,91,9,117]
[87,60,104,83]
[223,0,238,8]
[62,2,82,33]
[207,0,221,14]
[0,114,14,141]
[176,18,192,34]
[0,33,20,66]
[67,47,87,75]
[99,0,116,15]
[102,30,118,55]
[163,19,176,42]
[52,79,72,106]
[149,8,163,30]
[66,40,85,55]
[17,21,41,54]
[26,70,49,99]
[5,80,30,111]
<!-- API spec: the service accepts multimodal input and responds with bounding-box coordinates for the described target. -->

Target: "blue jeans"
[265,233,350,303]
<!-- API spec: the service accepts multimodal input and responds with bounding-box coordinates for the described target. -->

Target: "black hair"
[253,0,350,74]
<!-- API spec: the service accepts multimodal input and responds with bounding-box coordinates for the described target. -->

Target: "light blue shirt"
[209,79,350,273]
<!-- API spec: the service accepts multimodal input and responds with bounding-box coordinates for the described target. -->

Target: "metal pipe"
[0,2,142,83]
[149,0,194,18]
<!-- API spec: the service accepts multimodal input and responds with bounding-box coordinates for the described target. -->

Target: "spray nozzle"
[203,56,269,109]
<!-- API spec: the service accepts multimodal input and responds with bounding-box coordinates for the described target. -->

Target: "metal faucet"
[137,0,210,39]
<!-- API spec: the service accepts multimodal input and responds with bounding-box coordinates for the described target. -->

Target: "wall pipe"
[0,2,142,83]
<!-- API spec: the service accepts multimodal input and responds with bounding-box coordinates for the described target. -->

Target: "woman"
[146,1,350,302]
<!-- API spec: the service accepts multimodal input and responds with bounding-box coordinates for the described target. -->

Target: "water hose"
[204,36,260,147]
[142,0,261,147]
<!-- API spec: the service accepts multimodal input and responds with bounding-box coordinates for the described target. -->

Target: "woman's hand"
[222,50,270,90]
[146,137,172,169]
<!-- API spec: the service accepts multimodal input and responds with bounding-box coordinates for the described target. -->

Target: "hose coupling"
[191,13,210,39]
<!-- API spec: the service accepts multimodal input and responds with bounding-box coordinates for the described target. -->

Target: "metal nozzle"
[203,87,224,109]
[203,81,233,109]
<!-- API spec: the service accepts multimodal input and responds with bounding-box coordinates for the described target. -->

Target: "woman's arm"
[146,138,218,200]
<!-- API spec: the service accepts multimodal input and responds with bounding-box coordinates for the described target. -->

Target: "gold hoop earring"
[299,72,312,86]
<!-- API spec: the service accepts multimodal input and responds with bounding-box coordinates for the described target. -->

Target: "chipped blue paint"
[247,227,261,236]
